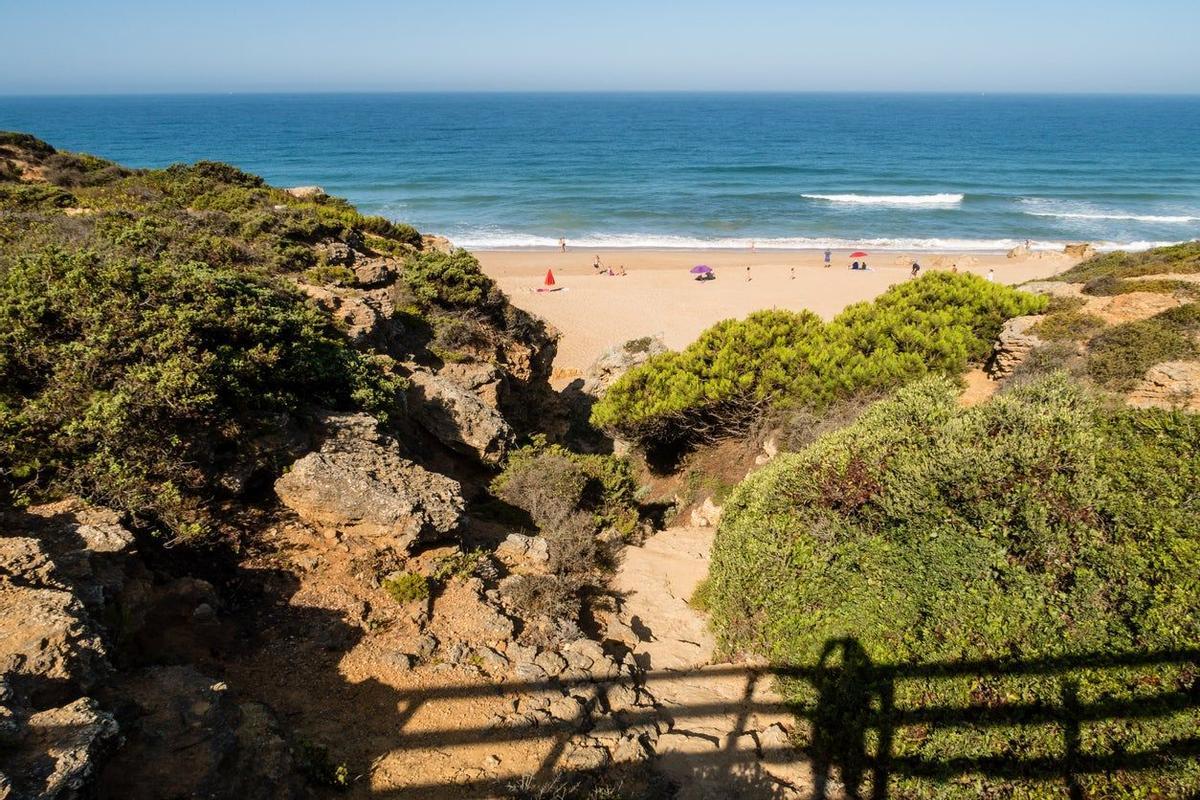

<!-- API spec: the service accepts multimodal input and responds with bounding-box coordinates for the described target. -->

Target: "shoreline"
[475,247,1079,386]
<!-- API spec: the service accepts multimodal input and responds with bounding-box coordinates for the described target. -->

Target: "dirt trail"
[613,527,814,799]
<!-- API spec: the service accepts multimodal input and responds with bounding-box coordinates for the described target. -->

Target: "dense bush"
[1028,308,1106,342]
[1057,240,1200,283]
[0,247,403,535]
[592,273,1045,445]
[402,248,500,309]
[707,376,1200,798]
[381,572,431,604]
[1086,303,1200,390]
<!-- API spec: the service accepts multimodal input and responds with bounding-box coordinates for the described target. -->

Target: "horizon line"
[4,89,1200,100]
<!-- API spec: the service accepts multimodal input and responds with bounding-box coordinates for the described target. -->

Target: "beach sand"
[477,248,1076,386]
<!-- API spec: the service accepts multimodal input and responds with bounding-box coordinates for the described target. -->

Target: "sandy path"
[613,527,815,799]
[478,248,1075,384]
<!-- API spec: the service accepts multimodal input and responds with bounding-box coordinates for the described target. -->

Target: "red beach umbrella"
[850,251,869,258]
[544,269,556,286]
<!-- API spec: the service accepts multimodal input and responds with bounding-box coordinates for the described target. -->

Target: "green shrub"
[1057,241,1200,283]
[402,248,499,309]
[1086,303,1200,390]
[302,264,356,286]
[592,273,1045,445]
[0,247,403,535]
[0,183,78,210]
[381,572,430,604]
[1029,309,1107,342]
[492,436,639,532]
[708,376,1200,798]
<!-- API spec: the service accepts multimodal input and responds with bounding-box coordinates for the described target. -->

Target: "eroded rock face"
[299,283,394,345]
[406,369,514,465]
[988,315,1044,380]
[1129,361,1200,410]
[274,412,465,552]
[1,698,118,800]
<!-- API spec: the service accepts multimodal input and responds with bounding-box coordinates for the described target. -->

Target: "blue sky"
[2,0,1197,94]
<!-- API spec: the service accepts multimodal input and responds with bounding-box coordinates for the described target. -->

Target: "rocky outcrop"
[988,315,1044,379]
[582,337,668,397]
[299,283,394,345]
[1063,242,1096,259]
[0,502,142,798]
[1129,361,1200,410]
[275,412,465,553]
[283,185,325,200]
[688,497,724,528]
[406,369,514,464]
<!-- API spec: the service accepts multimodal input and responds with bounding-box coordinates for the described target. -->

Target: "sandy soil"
[477,248,1077,385]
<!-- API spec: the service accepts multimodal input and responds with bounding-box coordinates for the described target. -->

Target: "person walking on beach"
[987,269,995,282]
[824,248,832,268]
[910,261,921,279]
[559,237,567,253]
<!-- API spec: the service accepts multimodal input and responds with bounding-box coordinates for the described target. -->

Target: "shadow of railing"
[350,641,1200,799]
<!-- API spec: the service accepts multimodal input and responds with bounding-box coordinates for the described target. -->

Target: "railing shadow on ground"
[355,642,1200,800]
[351,639,1200,799]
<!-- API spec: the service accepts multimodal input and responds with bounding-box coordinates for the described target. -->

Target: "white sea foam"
[802,193,965,206]
[1024,210,1200,224]
[449,229,1184,253]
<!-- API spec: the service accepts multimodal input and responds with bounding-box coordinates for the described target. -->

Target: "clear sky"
[2,0,1197,95]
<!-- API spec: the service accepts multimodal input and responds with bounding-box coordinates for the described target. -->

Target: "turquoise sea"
[2,93,1198,251]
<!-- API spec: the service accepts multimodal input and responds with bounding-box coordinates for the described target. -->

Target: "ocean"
[2,93,1198,252]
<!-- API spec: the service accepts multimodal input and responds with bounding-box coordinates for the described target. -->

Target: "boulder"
[274,413,465,553]
[689,497,724,528]
[352,256,399,288]
[298,284,393,344]
[582,337,668,397]
[1006,243,1031,259]
[1129,361,1200,410]
[0,580,108,694]
[987,315,1044,380]
[0,698,118,800]
[406,369,514,465]
[283,185,325,200]
[1063,242,1096,259]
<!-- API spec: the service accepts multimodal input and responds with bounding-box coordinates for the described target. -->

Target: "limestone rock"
[1129,361,1200,410]
[1006,243,1031,259]
[495,533,549,565]
[283,185,325,199]
[581,336,668,397]
[0,581,107,693]
[406,369,514,464]
[298,284,392,344]
[987,315,1044,380]
[689,496,724,528]
[352,256,399,288]
[274,412,465,553]
[1,698,118,800]
[1063,242,1096,259]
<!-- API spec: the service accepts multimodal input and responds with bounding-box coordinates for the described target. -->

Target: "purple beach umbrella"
[689,264,713,274]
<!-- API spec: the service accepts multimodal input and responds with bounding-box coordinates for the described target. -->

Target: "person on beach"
[824,248,832,267]
[593,255,603,272]
[951,264,958,273]
[559,237,567,253]
[987,269,996,282]
[790,266,795,280]
[750,241,756,254]
[618,265,627,276]
[910,261,921,278]
[746,265,752,281]
[851,261,859,270]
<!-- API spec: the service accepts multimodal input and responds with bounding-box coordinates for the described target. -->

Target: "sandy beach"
[478,248,1077,385]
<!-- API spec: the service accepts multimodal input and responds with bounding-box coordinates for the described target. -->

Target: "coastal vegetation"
[706,375,1200,798]
[591,272,1045,447]
[0,133,494,537]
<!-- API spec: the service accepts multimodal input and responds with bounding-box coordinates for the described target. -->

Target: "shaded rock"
[987,315,1043,380]
[1063,242,1096,259]
[496,533,549,565]
[0,697,118,800]
[274,412,465,554]
[0,581,107,695]
[406,369,514,464]
[533,650,567,677]
[1129,361,1200,410]
[99,666,301,800]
